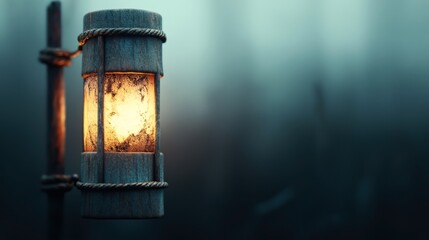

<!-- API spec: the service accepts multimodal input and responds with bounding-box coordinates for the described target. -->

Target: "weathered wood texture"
[154,73,163,181]
[46,1,66,239]
[81,153,164,218]
[155,73,161,153]
[81,9,163,75]
[80,9,165,218]
[97,36,105,183]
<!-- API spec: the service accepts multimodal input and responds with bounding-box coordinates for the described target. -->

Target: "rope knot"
[40,174,76,193]
[39,47,81,67]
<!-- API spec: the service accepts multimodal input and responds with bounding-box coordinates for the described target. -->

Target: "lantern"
[77,9,167,218]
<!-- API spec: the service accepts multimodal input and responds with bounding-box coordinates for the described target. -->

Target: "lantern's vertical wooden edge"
[154,73,164,182]
[155,73,161,152]
[154,152,164,182]
[96,36,105,183]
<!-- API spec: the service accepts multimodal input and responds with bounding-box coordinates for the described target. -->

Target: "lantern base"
[81,189,164,219]
[80,152,165,219]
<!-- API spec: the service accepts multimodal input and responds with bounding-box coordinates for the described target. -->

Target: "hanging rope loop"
[39,27,166,67]
[39,47,82,67]
[40,174,79,193]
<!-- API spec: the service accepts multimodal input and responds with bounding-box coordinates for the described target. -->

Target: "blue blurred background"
[1,0,429,239]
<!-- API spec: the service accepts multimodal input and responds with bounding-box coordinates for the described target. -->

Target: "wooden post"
[46,1,66,239]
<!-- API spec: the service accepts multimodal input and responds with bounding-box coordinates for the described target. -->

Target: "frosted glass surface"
[83,73,156,152]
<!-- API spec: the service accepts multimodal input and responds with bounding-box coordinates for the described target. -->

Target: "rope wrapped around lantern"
[77,9,167,219]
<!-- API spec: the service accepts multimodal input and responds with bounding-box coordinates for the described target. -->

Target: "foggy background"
[1,0,429,239]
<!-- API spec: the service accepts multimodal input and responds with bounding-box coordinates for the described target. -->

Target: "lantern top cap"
[83,9,162,31]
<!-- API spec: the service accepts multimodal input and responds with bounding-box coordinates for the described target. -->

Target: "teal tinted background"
[1,0,429,239]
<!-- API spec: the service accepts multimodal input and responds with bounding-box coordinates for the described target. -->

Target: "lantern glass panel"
[83,73,156,152]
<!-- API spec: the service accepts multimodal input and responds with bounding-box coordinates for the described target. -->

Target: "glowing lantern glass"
[83,73,156,152]
[78,9,166,219]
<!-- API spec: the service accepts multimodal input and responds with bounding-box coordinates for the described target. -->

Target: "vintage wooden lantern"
[76,9,167,218]
[39,2,169,237]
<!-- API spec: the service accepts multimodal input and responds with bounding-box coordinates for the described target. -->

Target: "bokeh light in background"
[1,0,429,239]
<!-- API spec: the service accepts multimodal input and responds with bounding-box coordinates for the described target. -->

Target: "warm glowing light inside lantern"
[83,73,156,152]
